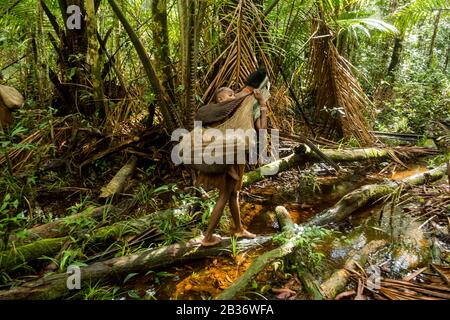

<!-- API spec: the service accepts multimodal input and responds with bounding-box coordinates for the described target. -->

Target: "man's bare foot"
[234,229,256,239]
[201,234,222,247]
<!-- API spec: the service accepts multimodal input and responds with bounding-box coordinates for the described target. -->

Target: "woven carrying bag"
[180,94,257,174]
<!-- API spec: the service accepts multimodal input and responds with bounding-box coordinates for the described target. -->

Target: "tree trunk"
[107,0,180,131]
[427,10,441,68]
[178,0,197,129]
[60,0,89,114]
[388,36,403,75]
[86,0,106,116]
[151,0,175,102]
[40,0,91,115]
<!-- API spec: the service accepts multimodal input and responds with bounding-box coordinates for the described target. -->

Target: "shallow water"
[128,163,433,299]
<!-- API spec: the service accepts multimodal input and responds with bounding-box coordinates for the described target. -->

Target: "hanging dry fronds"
[306,19,377,146]
[200,0,273,103]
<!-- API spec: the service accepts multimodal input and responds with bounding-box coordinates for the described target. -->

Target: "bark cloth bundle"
[177,78,271,174]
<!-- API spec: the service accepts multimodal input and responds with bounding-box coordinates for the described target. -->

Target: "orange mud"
[173,251,263,299]
[240,202,264,227]
[390,165,429,180]
[283,203,317,224]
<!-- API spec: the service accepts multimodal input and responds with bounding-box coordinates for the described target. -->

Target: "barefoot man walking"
[195,69,269,246]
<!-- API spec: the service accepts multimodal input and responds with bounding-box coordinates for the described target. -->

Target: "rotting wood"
[0,236,271,300]
[320,240,387,299]
[99,155,138,198]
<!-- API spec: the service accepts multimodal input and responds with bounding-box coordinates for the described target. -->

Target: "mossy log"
[297,269,324,300]
[216,206,297,300]
[320,240,387,299]
[2,206,194,271]
[99,155,137,198]
[8,205,120,245]
[306,164,447,227]
[0,236,271,300]
[87,205,194,243]
[308,147,391,162]
[0,237,69,271]
[243,147,400,187]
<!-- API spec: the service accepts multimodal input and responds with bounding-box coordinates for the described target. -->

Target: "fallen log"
[0,237,69,271]
[99,155,138,198]
[0,236,271,300]
[7,205,121,245]
[2,206,195,271]
[86,205,194,244]
[242,146,431,187]
[216,206,298,300]
[243,153,299,187]
[320,240,387,299]
[305,164,447,227]
[371,131,424,142]
[279,132,341,171]
[297,269,324,300]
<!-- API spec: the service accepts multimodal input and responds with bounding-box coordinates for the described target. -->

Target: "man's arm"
[254,89,267,130]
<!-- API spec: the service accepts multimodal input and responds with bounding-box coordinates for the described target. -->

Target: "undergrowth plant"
[273,225,333,273]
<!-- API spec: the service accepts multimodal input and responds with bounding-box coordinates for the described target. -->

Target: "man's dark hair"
[245,68,267,88]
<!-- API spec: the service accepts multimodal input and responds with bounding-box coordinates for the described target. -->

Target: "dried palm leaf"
[305,19,377,146]
[200,0,274,103]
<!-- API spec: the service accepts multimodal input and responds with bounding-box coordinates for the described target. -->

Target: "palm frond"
[200,0,277,103]
[394,0,450,31]
[336,17,398,41]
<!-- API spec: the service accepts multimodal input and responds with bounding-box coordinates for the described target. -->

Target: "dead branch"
[99,156,138,198]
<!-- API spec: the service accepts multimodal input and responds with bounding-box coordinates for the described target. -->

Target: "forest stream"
[120,162,449,300]
[0,0,449,304]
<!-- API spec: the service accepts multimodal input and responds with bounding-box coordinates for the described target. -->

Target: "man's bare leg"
[227,166,240,181]
[202,184,233,246]
[229,191,256,239]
